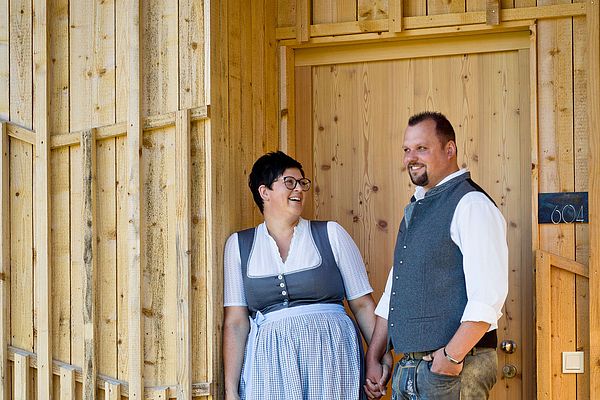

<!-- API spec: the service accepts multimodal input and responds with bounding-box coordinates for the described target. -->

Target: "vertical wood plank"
[278,0,296,27]
[486,0,500,25]
[190,121,207,385]
[51,147,71,363]
[128,0,144,398]
[294,66,313,219]
[265,0,280,154]
[428,0,465,16]
[389,0,403,32]
[9,0,33,128]
[179,0,206,109]
[588,0,600,397]
[358,0,388,20]
[59,366,75,400]
[13,352,30,400]
[175,110,192,400]
[314,0,356,24]
[536,252,552,400]
[97,138,118,380]
[280,47,295,155]
[116,0,129,123]
[70,0,116,131]
[70,144,84,370]
[573,5,590,399]
[81,129,97,400]
[0,123,8,400]
[143,0,179,117]
[33,0,53,396]
[296,0,310,43]
[209,0,228,396]
[104,382,120,400]
[0,0,8,120]
[116,136,129,382]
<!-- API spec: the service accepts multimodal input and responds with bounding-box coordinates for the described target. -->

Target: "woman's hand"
[364,353,391,399]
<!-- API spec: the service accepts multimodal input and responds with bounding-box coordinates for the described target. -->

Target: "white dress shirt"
[374,169,508,330]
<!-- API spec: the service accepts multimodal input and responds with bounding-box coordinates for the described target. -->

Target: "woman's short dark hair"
[408,111,456,146]
[249,151,304,213]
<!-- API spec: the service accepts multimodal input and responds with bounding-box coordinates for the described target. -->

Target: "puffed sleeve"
[223,233,247,307]
[327,221,373,300]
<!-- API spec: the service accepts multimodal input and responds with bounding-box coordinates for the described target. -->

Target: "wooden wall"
[0,0,216,398]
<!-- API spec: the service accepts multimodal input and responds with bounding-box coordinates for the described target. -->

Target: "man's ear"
[446,141,457,158]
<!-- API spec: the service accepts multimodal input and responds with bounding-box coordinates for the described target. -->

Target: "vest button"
[390,307,394,311]
[390,323,394,327]
[399,261,403,264]
[278,274,283,280]
[283,301,288,306]
[403,245,407,249]
[392,291,396,295]
[395,276,399,280]
[279,283,285,288]
[281,291,287,296]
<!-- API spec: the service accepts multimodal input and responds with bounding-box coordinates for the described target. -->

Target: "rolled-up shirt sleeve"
[451,192,509,330]
[374,268,393,319]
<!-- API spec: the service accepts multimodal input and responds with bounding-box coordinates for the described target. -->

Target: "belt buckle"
[422,353,433,361]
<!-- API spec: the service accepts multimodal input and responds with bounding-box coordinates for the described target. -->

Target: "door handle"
[500,339,517,354]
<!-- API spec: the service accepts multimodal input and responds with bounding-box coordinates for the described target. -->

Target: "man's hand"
[364,352,392,399]
[430,347,463,376]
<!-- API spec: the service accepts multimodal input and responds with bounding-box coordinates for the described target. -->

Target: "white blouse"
[224,218,373,307]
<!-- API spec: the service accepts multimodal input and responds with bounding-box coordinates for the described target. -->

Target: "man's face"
[402,119,457,190]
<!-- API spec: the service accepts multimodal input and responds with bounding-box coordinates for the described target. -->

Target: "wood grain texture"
[179,0,206,109]
[128,0,144,397]
[13,351,30,399]
[588,0,600,396]
[59,366,76,400]
[143,0,178,117]
[0,0,7,120]
[96,137,118,381]
[175,110,192,399]
[70,144,84,370]
[50,147,71,364]
[116,0,129,124]
[296,0,311,43]
[536,251,552,400]
[10,0,33,128]
[116,135,129,382]
[314,0,357,23]
[81,129,97,400]
[0,123,8,400]
[358,0,388,20]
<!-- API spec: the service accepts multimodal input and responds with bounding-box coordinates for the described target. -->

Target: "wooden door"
[294,38,534,400]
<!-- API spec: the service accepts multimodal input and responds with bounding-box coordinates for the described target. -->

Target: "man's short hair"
[408,111,456,146]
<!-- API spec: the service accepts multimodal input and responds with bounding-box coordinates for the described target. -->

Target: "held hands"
[364,352,393,399]
[430,347,463,376]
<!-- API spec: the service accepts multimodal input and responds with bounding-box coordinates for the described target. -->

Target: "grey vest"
[237,221,346,318]
[388,172,496,353]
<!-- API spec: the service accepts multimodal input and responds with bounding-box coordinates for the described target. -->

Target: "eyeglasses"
[279,176,312,191]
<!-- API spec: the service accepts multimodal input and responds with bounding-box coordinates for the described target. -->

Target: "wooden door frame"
[278,24,540,397]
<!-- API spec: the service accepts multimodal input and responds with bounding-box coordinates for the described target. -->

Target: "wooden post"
[59,366,75,400]
[127,0,144,398]
[104,382,121,400]
[0,122,8,400]
[33,0,53,397]
[296,0,311,43]
[81,129,97,400]
[486,0,501,25]
[588,0,600,397]
[389,0,403,33]
[536,251,552,400]
[175,110,192,400]
[13,352,29,400]
[279,47,296,156]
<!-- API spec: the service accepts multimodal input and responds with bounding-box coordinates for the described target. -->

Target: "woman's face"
[261,167,307,219]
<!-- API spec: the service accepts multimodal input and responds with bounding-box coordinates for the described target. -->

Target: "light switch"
[562,351,584,374]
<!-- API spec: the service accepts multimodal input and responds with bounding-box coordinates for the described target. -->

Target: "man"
[365,112,508,399]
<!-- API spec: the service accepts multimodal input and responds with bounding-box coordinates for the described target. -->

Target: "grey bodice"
[237,221,346,318]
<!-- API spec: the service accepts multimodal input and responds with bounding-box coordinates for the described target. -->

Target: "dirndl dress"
[236,221,366,400]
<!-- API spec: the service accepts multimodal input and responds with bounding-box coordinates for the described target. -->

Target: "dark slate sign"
[538,192,588,224]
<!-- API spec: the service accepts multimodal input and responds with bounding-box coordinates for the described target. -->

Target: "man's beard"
[409,169,429,186]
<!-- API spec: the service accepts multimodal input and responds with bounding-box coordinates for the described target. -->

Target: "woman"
[223,151,378,400]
